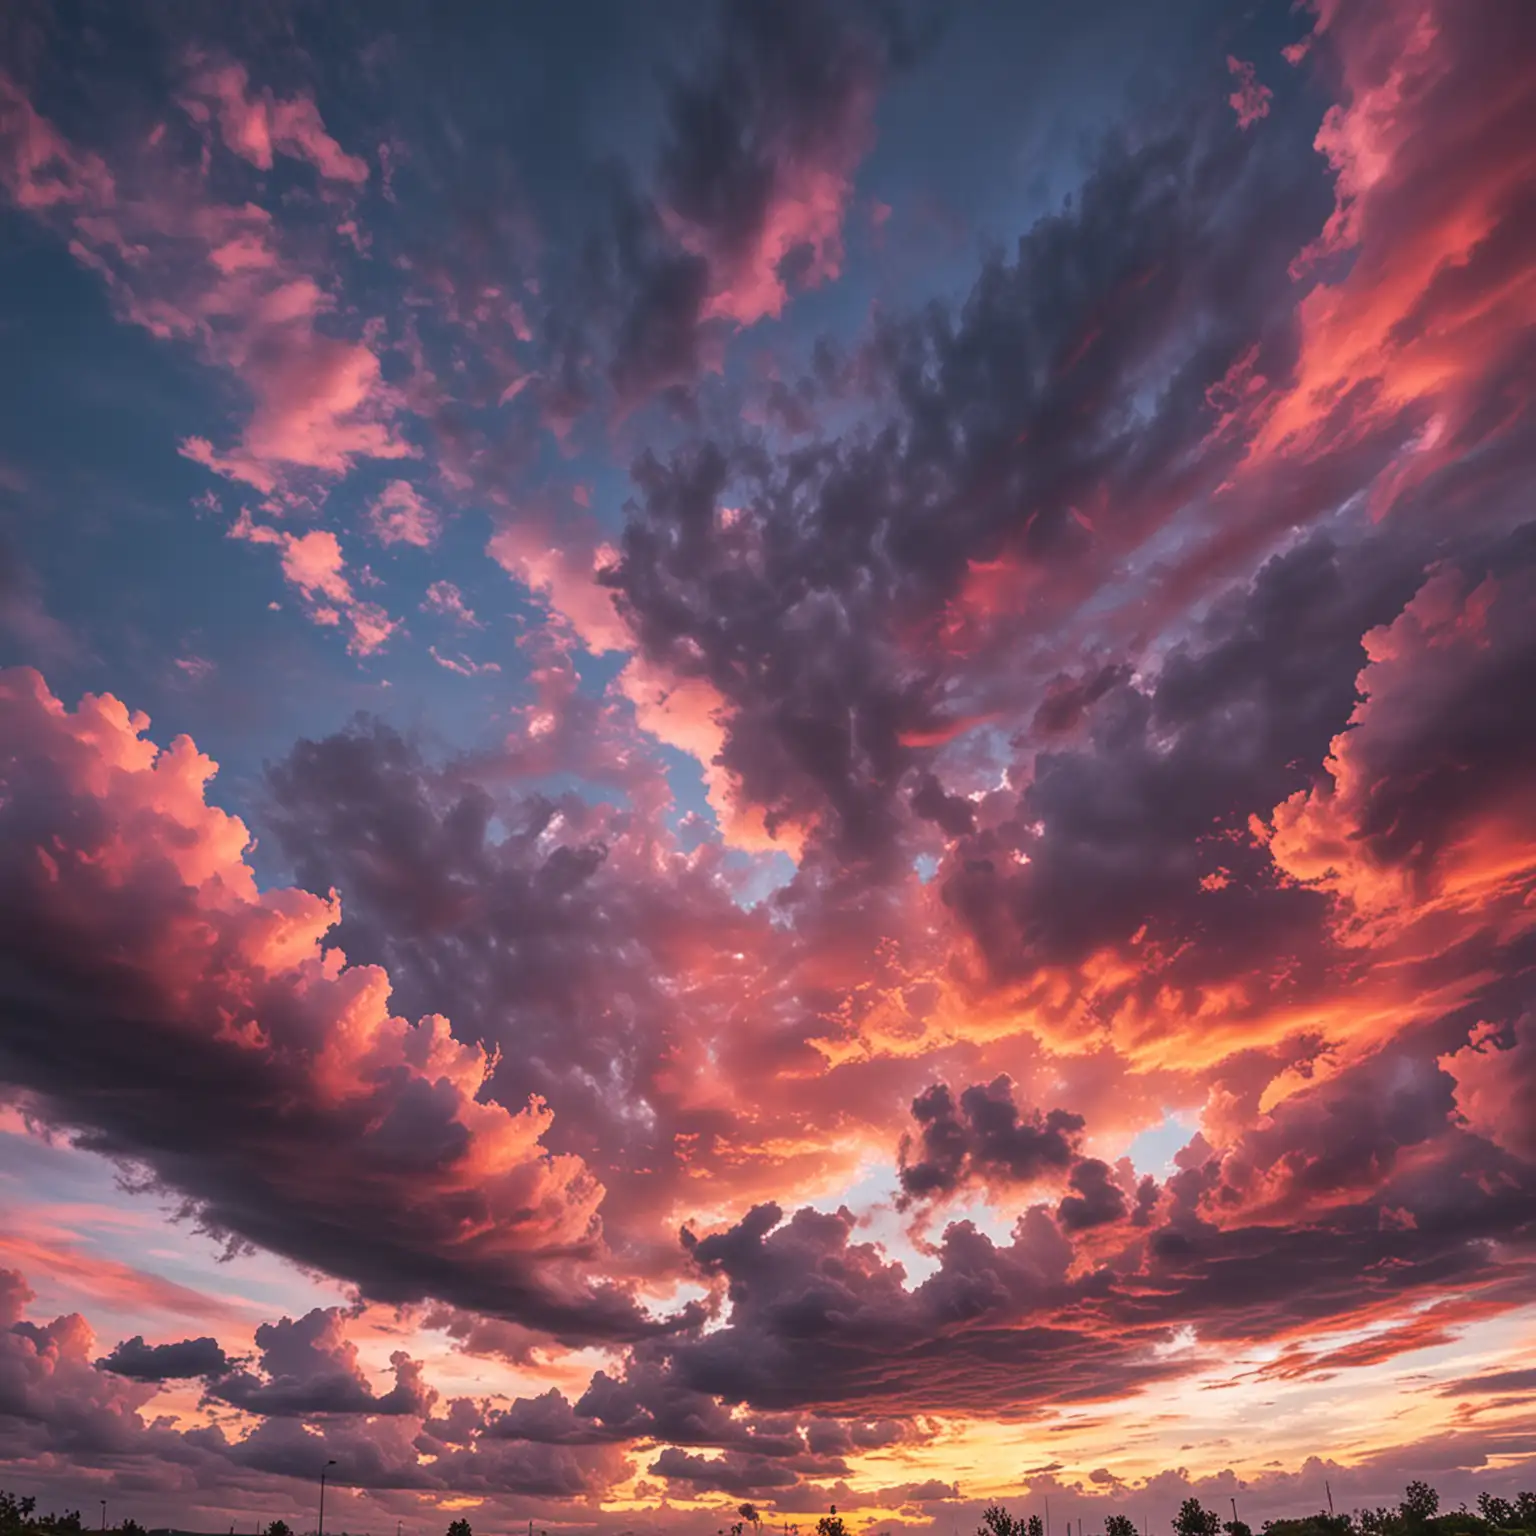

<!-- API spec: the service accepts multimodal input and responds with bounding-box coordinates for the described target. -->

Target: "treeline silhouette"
[5,1484,1536,1536]
[978,1485,1536,1536]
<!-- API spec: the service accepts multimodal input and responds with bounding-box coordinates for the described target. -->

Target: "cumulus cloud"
[206,1308,436,1418]
[97,1334,233,1382]
[0,668,667,1343]
[897,1078,1083,1205]
[4,0,1536,1524]
[1442,1017,1536,1164]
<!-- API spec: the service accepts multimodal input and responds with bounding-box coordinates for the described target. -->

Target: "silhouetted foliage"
[1176,1501,1223,1536]
[1028,1517,1044,1536]
[1226,1520,1254,1536]
[0,1496,35,1536]
[0,1497,85,1536]
[446,1520,472,1536]
[1268,1515,1355,1536]
[1108,1517,1139,1536]
[981,1506,1026,1536]
[1265,1486,1536,1536]
[266,1523,292,1536]
[817,1508,849,1536]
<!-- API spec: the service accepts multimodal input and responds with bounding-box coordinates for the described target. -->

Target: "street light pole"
[100,1502,106,1532]
[318,1460,338,1536]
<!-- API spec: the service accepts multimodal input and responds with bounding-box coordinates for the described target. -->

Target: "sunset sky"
[1,0,1534,1532]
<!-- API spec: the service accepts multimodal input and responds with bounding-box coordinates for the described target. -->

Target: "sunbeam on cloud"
[1,0,1536,1532]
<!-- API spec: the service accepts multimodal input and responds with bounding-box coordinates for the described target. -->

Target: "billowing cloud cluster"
[2,0,1536,1530]
[0,668,662,1342]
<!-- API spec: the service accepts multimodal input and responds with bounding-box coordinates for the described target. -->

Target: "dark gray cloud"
[97,1334,232,1382]
[207,1309,435,1418]
[897,1077,1083,1204]
[605,94,1334,863]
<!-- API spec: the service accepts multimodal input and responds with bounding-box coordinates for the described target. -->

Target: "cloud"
[231,513,399,655]
[5,1,1536,1523]
[368,481,441,549]
[1,70,410,499]
[430,647,501,677]
[605,102,1331,863]
[486,501,626,653]
[548,0,901,411]
[0,536,78,666]
[0,667,669,1344]
[650,0,883,331]
[422,579,479,626]
[178,53,369,185]
[1442,1016,1536,1164]
[255,708,841,1263]
[897,1078,1083,1205]
[207,1308,435,1418]
[1265,559,1536,945]
[1226,57,1272,131]
[1,1266,633,1504]
[97,1334,233,1382]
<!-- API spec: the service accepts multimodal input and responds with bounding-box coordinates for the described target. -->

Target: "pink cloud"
[173,654,217,682]
[1442,1016,1536,1164]
[430,647,500,677]
[178,54,369,185]
[1265,566,1535,943]
[1,72,409,500]
[0,668,629,1334]
[0,1229,250,1327]
[665,152,865,329]
[486,505,628,654]
[368,480,441,548]
[0,72,115,211]
[232,512,399,655]
[422,579,480,626]
[1226,56,1273,130]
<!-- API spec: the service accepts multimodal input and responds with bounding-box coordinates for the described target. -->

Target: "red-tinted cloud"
[178,54,369,185]
[0,668,661,1342]
[0,69,410,501]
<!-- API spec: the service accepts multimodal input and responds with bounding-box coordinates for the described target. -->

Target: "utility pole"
[1232,1500,1240,1528]
[100,1502,106,1532]
[318,1459,338,1536]
[1326,1485,1334,1518]
[1045,1497,1050,1536]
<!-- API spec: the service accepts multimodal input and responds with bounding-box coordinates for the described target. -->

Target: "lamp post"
[100,1502,106,1532]
[318,1460,338,1536]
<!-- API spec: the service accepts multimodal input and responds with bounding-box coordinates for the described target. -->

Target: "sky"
[0,0,1534,1532]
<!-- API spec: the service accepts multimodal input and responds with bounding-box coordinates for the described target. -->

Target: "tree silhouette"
[446,1520,473,1536]
[817,1508,848,1536]
[979,1506,1023,1536]
[1173,1500,1221,1536]
[1480,1499,1514,1529]
[1108,1516,1138,1536]
[266,1523,292,1536]
[1402,1485,1440,1525]
[739,1507,761,1532]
